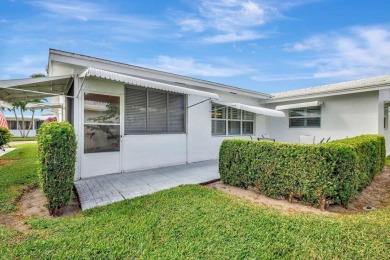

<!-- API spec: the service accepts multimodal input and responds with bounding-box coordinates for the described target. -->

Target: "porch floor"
[74,160,219,210]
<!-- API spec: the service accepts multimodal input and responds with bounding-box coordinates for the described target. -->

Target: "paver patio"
[74,160,219,210]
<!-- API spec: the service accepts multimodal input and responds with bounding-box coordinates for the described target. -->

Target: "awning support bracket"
[187,98,212,109]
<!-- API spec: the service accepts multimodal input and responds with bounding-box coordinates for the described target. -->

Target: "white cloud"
[30,0,161,29]
[251,73,314,82]
[174,0,318,43]
[284,25,390,79]
[204,31,266,43]
[178,18,205,32]
[3,55,47,77]
[143,56,253,77]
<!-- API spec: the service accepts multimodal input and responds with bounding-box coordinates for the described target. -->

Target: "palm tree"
[9,73,47,138]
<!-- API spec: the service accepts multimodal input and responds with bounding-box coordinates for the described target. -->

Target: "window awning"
[213,101,285,117]
[0,75,73,102]
[275,101,323,111]
[80,68,219,100]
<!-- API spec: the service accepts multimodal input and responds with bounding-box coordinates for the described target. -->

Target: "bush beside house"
[37,122,77,215]
[0,127,11,148]
[219,135,385,209]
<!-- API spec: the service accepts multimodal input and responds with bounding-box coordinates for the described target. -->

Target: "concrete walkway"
[74,160,219,210]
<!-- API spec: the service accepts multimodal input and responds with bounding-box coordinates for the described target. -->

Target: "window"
[289,107,321,128]
[84,93,120,153]
[211,104,255,136]
[6,120,18,130]
[125,86,185,134]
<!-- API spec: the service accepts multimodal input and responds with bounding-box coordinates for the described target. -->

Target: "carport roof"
[0,75,73,101]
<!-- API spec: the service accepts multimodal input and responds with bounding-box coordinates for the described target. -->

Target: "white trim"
[275,101,323,111]
[80,68,220,100]
[213,101,285,117]
[269,75,390,102]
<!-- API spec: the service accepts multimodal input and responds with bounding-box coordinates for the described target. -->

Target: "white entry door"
[81,92,123,178]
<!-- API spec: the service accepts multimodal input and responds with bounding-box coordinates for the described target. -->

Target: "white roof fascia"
[275,101,323,111]
[80,67,220,100]
[268,75,390,103]
[50,49,271,99]
[213,101,285,117]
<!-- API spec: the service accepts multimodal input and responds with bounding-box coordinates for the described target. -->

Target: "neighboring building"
[5,115,49,137]
[0,49,389,179]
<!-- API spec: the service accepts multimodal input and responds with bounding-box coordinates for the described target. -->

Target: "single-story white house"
[5,114,50,137]
[0,49,389,179]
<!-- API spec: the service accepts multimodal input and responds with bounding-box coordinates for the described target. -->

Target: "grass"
[386,155,390,167]
[10,136,37,142]
[1,144,390,259]
[0,144,39,212]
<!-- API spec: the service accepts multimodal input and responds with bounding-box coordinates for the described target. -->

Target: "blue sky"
[1,0,390,95]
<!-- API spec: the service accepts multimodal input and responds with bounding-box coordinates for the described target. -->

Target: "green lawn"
[10,136,37,142]
[0,144,39,212]
[1,145,390,259]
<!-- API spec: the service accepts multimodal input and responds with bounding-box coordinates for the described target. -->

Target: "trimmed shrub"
[37,122,77,215]
[0,127,11,147]
[219,135,385,209]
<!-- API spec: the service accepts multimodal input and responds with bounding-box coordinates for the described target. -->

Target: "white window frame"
[289,107,321,128]
[211,104,255,136]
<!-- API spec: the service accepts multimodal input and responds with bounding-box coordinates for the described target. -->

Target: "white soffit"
[0,75,73,101]
[213,101,285,117]
[275,101,323,111]
[80,68,219,100]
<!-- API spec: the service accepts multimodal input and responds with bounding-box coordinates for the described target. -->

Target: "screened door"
[82,92,123,177]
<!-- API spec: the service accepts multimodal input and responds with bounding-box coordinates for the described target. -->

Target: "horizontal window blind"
[169,94,185,132]
[289,107,321,128]
[125,86,185,134]
[125,88,147,134]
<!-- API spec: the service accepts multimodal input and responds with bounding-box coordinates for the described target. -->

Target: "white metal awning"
[213,101,285,117]
[0,101,12,109]
[275,101,323,111]
[80,68,219,100]
[25,102,63,110]
[0,75,73,102]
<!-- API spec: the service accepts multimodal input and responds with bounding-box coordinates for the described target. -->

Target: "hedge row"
[219,135,385,209]
[37,122,77,215]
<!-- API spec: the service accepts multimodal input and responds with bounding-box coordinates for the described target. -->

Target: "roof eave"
[266,83,390,103]
[49,49,272,99]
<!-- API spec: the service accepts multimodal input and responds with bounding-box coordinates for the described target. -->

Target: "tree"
[9,73,47,138]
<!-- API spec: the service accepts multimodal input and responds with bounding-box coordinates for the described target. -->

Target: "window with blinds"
[289,107,321,128]
[125,86,185,134]
[211,103,255,136]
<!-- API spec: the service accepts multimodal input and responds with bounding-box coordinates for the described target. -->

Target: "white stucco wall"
[9,130,37,137]
[265,91,380,144]
[187,91,267,163]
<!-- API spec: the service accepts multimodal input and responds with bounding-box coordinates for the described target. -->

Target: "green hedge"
[37,122,77,215]
[219,135,385,209]
[0,127,11,147]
